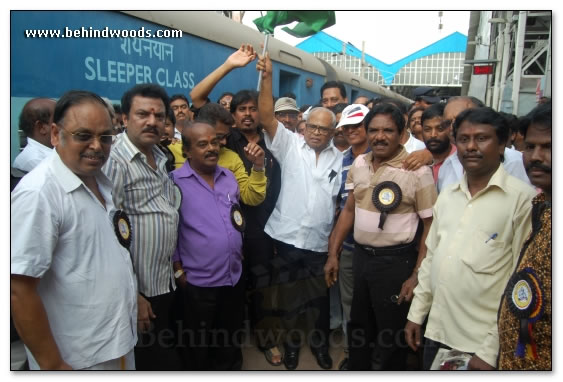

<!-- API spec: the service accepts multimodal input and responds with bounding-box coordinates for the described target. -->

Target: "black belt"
[359,241,416,257]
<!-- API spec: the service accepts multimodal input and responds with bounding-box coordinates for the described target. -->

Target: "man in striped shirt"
[103,84,181,370]
[327,103,437,370]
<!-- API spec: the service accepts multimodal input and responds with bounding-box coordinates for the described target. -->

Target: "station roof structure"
[296,31,467,85]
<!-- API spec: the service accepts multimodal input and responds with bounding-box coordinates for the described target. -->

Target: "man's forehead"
[237,100,257,108]
[132,95,165,109]
[171,99,188,105]
[457,121,495,133]
[308,109,332,123]
[322,88,342,98]
[63,102,111,127]
[423,116,442,126]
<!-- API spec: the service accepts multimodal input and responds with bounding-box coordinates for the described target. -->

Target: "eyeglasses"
[306,124,333,136]
[59,125,116,145]
[276,111,298,120]
[171,104,188,111]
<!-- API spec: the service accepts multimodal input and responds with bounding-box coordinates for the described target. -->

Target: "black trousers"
[273,240,330,351]
[180,277,245,370]
[348,243,417,370]
[243,234,282,349]
[134,291,182,370]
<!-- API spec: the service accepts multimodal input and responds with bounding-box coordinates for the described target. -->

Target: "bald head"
[19,98,56,148]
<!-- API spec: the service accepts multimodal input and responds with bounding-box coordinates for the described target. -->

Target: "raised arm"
[190,44,257,109]
[257,52,278,139]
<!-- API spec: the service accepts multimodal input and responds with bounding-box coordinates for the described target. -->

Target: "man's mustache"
[526,162,551,173]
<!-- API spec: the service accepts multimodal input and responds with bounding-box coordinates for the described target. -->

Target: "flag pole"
[257,33,270,91]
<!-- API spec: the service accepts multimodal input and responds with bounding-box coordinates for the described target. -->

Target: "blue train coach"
[10,10,411,162]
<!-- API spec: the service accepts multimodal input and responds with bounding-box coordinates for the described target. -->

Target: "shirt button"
[468,204,472,208]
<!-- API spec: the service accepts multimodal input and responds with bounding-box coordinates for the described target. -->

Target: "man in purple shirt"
[170,121,244,370]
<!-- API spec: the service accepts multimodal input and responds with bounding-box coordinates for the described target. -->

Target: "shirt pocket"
[461,229,508,274]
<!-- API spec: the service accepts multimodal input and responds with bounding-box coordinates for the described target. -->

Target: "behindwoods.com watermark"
[24,26,182,39]
[136,320,410,350]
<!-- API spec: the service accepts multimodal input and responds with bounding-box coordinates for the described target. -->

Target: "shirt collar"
[456,163,508,195]
[343,145,371,160]
[119,132,166,165]
[26,137,53,153]
[51,148,112,194]
[173,159,227,181]
[363,145,407,168]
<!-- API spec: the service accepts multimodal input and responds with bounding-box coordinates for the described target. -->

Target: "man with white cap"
[274,97,300,132]
[324,103,370,370]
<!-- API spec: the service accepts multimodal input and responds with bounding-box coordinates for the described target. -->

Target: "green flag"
[253,11,335,38]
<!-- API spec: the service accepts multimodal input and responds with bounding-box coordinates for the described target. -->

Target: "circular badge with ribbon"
[372,181,402,230]
[504,267,545,360]
[113,210,132,249]
[172,184,183,211]
[230,204,246,232]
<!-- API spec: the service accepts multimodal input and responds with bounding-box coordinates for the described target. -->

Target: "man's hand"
[137,295,156,332]
[226,44,257,70]
[244,143,265,170]
[256,51,273,80]
[324,254,340,288]
[468,355,495,370]
[175,273,188,290]
[402,149,433,171]
[405,320,422,351]
[397,272,418,305]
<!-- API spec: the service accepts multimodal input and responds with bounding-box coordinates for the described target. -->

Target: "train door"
[350,89,359,104]
[279,70,299,102]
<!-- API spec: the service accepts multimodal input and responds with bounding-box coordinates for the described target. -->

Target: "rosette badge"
[113,210,132,249]
[372,181,402,230]
[504,267,545,360]
[231,204,246,232]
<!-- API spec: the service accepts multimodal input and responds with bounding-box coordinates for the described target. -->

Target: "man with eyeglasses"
[324,103,371,370]
[103,84,182,370]
[257,53,343,370]
[274,97,300,132]
[11,91,137,370]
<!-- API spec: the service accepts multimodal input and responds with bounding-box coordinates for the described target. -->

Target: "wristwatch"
[174,269,184,279]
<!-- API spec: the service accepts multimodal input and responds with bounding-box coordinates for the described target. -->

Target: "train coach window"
[279,70,299,103]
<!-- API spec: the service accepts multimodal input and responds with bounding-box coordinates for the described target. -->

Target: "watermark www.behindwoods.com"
[24,26,183,39]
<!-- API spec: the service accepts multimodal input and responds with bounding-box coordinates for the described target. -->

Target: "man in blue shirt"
[324,103,371,370]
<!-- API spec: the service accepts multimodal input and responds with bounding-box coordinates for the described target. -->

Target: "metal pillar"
[511,11,527,115]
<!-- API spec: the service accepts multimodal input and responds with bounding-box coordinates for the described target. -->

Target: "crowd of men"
[10,43,551,371]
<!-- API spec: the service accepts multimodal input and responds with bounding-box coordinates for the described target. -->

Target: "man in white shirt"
[257,53,342,370]
[12,98,55,173]
[11,91,137,370]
